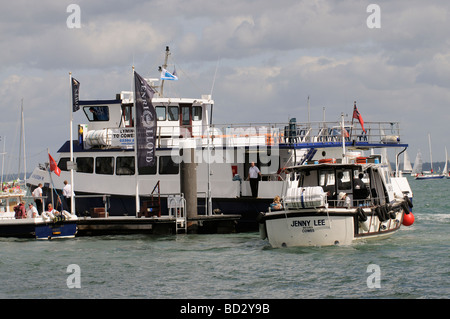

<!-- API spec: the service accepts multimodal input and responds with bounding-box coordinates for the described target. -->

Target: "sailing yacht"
[415,134,444,180]
[402,151,412,174]
[411,150,423,176]
[444,147,449,179]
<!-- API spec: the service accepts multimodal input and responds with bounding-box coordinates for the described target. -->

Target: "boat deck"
[76,214,241,236]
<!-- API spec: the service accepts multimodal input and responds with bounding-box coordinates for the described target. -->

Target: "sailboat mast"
[428,133,433,172]
[22,99,26,183]
[17,98,26,182]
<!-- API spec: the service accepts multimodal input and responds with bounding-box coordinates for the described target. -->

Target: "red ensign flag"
[352,102,366,133]
[48,153,61,176]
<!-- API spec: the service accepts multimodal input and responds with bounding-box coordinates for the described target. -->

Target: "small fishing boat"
[0,192,78,239]
[258,116,414,248]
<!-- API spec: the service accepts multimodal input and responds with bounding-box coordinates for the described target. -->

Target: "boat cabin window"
[116,156,135,175]
[58,157,70,171]
[318,169,335,196]
[156,106,166,121]
[83,106,109,122]
[159,156,179,175]
[336,169,352,191]
[96,157,114,175]
[192,106,202,121]
[181,105,190,126]
[121,104,133,127]
[297,169,318,187]
[168,106,179,121]
[76,157,94,173]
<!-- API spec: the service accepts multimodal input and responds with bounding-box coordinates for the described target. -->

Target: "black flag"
[134,71,157,168]
[72,77,80,112]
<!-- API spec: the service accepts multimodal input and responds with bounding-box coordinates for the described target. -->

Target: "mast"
[1,136,5,188]
[428,133,433,173]
[158,46,170,97]
[341,112,346,163]
[18,98,26,183]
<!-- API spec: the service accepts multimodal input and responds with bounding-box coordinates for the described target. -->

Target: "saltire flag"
[48,153,61,176]
[134,71,157,168]
[72,77,80,112]
[160,67,178,81]
[352,102,366,133]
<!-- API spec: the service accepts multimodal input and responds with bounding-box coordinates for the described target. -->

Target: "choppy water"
[0,177,449,300]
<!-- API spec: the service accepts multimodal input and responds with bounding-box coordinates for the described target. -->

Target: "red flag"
[48,153,61,176]
[352,102,366,133]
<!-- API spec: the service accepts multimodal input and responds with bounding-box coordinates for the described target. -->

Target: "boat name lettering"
[290,219,326,228]
[31,174,44,181]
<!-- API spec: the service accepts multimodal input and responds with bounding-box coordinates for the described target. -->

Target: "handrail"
[82,119,405,150]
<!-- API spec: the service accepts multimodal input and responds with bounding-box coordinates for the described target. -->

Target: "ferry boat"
[0,192,78,239]
[258,117,414,247]
[26,48,412,231]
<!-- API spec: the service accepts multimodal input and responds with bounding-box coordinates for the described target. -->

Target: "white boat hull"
[262,209,404,248]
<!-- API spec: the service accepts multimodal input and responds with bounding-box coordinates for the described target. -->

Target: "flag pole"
[69,72,75,215]
[132,66,140,217]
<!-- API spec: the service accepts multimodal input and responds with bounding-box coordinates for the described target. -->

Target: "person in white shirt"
[63,180,74,213]
[338,192,351,208]
[246,162,262,197]
[26,203,39,218]
[32,183,43,213]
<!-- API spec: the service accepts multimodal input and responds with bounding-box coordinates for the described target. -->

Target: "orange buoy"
[402,212,415,226]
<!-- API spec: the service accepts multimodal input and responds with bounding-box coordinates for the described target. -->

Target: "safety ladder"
[168,194,187,234]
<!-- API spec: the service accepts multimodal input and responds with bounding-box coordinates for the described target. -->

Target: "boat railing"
[151,120,403,148]
[81,119,404,150]
[326,197,383,209]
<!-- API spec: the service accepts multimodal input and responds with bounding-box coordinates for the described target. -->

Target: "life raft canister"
[318,158,336,164]
[356,157,368,164]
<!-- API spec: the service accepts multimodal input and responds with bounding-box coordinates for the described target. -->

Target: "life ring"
[356,207,367,222]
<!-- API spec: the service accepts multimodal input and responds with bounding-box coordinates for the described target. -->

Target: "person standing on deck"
[63,180,73,213]
[247,162,262,197]
[32,183,43,213]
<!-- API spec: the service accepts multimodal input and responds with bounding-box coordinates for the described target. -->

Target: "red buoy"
[402,212,415,226]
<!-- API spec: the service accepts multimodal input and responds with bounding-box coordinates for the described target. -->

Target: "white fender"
[62,210,72,220]
[41,212,51,222]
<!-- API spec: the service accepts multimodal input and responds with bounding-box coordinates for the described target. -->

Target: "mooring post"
[179,139,198,232]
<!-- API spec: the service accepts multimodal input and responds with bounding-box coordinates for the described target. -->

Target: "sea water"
[0,177,448,299]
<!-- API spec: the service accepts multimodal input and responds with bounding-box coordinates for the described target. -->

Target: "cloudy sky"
[1,0,449,177]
